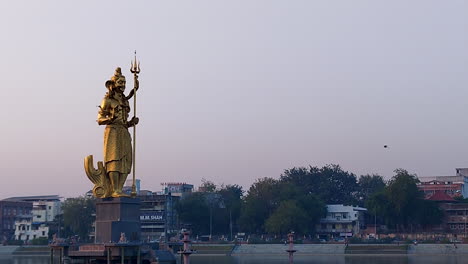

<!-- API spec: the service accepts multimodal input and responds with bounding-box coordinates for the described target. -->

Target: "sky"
[1,1,468,199]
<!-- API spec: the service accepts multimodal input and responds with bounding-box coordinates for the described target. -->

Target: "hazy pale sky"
[1,1,468,199]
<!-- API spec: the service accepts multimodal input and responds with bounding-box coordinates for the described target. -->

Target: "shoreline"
[3,244,468,256]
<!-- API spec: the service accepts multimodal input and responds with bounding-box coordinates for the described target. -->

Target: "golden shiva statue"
[84,57,140,198]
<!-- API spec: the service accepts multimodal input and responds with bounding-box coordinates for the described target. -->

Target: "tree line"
[56,164,444,240]
[177,165,443,236]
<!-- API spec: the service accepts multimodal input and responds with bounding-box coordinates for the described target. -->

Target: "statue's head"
[111,67,126,92]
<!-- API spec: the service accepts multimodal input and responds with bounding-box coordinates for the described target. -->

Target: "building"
[14,215,49,242]
[3,195,61,240]
[316,204,367,239]
[123,179,141,195]
[161,182,193,197]
[139,193,179,242]
[3,195,62,223]
[439,202,468,237]
[0,201,33,240]
[418,168,468,198]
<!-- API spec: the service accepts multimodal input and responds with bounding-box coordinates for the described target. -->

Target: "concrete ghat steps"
[232,244,346,255]
[0,246,19,255]
[408,244,468,254]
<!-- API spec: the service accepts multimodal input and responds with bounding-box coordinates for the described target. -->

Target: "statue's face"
[115,76,126,92]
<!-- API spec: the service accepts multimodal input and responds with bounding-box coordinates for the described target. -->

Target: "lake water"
[2,255,468,264]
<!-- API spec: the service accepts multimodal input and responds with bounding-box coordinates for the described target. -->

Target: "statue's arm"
[125,76,139,100]
[96,99,114,125]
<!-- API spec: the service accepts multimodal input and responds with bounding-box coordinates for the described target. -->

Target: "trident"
[130,51,140,197]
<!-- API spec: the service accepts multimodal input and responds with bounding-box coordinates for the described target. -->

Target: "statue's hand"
[129,117,139,127]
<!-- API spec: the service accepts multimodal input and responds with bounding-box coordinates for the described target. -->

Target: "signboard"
[140,212,164,222]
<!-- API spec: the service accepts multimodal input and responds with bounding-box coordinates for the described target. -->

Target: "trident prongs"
[131,50,140,74]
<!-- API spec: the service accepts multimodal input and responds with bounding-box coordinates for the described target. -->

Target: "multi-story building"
[3,195,61,223]
[0,201,32,240]
[418,168,468,198]
[3,195,61,240]
[316,204,367,239]
[139,193,179,242]
[14,215,49,242]
[161,182,193,197]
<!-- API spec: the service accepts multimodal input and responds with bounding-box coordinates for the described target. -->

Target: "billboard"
[140,212,164,222]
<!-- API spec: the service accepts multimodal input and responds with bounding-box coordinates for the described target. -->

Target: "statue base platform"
[95,197,141,243]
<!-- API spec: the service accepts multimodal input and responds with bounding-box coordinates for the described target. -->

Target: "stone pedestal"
[95,197,141,243]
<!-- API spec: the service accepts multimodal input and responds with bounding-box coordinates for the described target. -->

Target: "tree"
[280,164,358,204]
[61,197,95,241]
[176,192,210,235]
[239,178,279,233]
[199,178,217,192]
[239,177,327,235]
[366,169,443,232]
[265,200,309,234]
[357,174,386,206]
[218,184,244,238]
[386,169,421,229]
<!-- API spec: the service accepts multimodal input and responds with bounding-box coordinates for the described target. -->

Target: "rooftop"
[327,204,367,212]
[3,195,61,202]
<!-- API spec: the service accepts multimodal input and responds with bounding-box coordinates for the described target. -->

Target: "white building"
[4,195,61,223]
[5,195,61,241]
[32,200,61,223]
[14,215,49,242]
[316,204,367,239]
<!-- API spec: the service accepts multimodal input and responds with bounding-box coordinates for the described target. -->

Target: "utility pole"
[230,210,233,242]
[209,206,212,241]
[375,207,377,239]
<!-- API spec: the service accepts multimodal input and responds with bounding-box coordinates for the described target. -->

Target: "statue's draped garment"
[99,92,132,174]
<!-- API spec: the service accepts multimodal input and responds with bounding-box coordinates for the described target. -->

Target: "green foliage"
[6,240,24,246]
[178,166,443,236]
[200,178,217,192]
[61,197,95,241]
[30,237,49,245]
[265,200,310,234]
[176,183,244,236]
[366,169,443,231]
[217,184,244,235]
[357,174,386,206]
[176,192,210,234]
[280,164,359,204]
[240,176,326,235]
[239,178,280,233]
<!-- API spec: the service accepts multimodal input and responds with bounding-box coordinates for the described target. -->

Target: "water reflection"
[2,255,468,264]
[0,256,50,264]
[189,255,468,264]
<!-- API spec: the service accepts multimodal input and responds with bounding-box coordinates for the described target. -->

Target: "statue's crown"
[111,67,125,82]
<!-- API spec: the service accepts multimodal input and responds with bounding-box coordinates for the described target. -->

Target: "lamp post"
[464,214,467,240]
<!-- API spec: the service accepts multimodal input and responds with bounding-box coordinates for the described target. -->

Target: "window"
[42,231,45,236]
[343,213,347,219]
[332,224,336,229]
